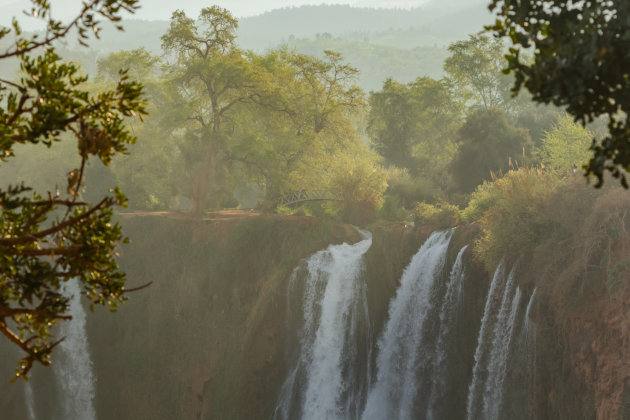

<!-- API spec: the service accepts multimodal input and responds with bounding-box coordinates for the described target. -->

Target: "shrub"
[469,168,562,269]
[328,152,388,226]
[412,201,461,228]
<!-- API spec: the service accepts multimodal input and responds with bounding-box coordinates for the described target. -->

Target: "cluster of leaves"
[538,114,594,173]
[488,0,630,187]
[0,0,146,377]
[411,201,461,229]
[465,168,562,269]
[450,108,532,193]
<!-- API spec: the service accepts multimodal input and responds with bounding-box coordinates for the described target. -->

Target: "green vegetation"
[3,0,628,390]
[538,114,594,173]
[0,0,146,377]
[488,0,630,187]
[450,108,532,193]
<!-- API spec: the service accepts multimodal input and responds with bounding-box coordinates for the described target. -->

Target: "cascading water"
[482,280,521,419]
[23,381,36,420]
[361,230,454,420]
[274,230,372,420]
[466,262,507,420]
[523,288,537,418]
[426,244,468,420]
[466,263,522,420]
[275,229,537,420]
[53,278,97,420]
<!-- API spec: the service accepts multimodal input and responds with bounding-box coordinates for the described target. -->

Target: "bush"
[537,113,593,173]
[468,168,562,269]
[412,201,461,228]
[379,194,412,221]
[328,152,388,226]
[386,167,441,206]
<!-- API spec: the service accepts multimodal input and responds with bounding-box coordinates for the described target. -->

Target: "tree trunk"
[191,147,214,217]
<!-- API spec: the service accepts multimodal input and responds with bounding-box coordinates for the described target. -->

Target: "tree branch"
[0,197,110,247]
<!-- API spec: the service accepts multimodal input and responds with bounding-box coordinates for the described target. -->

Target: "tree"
[250,48,365,201]
[487,0,630,187]
[161,7,261,214]
[326,149,388,226]
[538,114,593,173]
[368,77,462,178]
[0,0,146,378]
[97,47,160,82]
[450,108,532,193]
[444,35,514,111]
[161,8,366,211]
[97,49,178,210]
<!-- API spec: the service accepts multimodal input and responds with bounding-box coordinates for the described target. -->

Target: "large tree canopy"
[0,0,146,378]
[160,7,367,213]
[487,0,630,187]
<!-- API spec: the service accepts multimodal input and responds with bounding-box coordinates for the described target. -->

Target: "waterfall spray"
[23,381,36,420]
[427,245,468,419]
[482,276,521,420]
[53,278,97,420]
[523,288,537,418]
[274,231,372,420]
[362,230,454,420]
[466,261,507,420]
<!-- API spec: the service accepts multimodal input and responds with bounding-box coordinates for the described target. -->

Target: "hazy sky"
[1,0,432,27]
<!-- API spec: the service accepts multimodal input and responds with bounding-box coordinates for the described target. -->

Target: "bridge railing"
[277,189,341,207]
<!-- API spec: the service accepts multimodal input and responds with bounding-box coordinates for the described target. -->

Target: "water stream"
[274,231,373,420]
[53,278,97,420]
[362,230,454,420]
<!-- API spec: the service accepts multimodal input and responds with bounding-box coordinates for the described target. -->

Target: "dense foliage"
[0,0,146,377]
[488,0,630,187]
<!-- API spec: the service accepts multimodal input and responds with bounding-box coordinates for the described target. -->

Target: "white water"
[523,288,537,418]
[275,231,534,419]
[24,381,36,420]
[482,275,521,420]
[467,263,523,420]
[274,231,372,420]
[427,245,468,420]
[53,278,97,420]
[361,230,453,420]
[524,288,537,337]
[466,261,507,420]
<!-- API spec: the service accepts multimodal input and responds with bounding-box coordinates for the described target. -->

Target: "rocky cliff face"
[0,214,627,419]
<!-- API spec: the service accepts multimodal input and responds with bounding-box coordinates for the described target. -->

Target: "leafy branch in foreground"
[0,0,146,379]
[487,0,630,187]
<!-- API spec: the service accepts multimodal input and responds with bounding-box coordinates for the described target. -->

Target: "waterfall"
[482,278,521,419]
[427,244,468,420]
[523,288,537,418]
[362,230,454,420]
[24,381,36,420]
[53,278,97,420]
[466,262,507,420]
[275,229,535,420]
[524,288,536,336]
[466,263,522,420]
[274,231,372,420]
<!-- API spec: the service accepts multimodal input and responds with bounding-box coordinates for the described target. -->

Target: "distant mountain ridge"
[237,3,491,51]
[78,2,491,53]
[0,2,491,90]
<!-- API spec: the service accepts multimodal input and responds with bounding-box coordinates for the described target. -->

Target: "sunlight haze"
[0,0,436,27]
